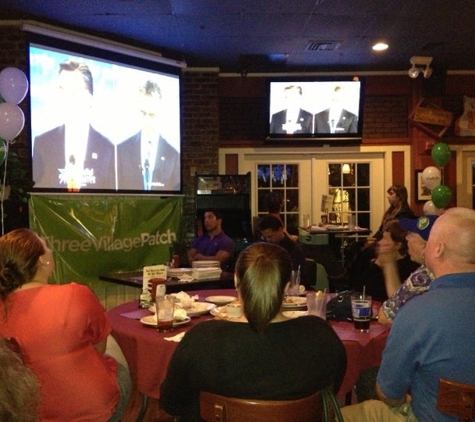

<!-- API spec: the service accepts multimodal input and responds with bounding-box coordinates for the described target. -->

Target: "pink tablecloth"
[108,289,389,400]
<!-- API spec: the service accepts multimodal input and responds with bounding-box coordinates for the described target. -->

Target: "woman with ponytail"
[159,242,347,421]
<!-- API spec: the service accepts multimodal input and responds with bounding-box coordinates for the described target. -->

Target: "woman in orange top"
[0,228,131,421]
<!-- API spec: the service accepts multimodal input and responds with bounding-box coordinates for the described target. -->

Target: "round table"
[108,289,389,402]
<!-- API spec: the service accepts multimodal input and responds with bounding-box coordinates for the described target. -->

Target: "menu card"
[139,265,167,308]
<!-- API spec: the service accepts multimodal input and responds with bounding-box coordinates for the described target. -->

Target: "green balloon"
[431,184,452,208]
[431,142,451,167]
[0,139,6,166]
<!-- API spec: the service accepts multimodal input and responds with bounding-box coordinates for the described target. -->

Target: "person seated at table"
[258,215,310,288]
[0,228,131,422]
[187,208,234,270]
[345,184,415,279]
[354,215,438,403]
[350,219,419,301]
[341,207,475,422]
[378,215,438,324]
[159,242,347,421]
[0,336,41,422]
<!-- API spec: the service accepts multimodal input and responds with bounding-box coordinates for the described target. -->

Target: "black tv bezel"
[26,33,183,195]
[265,75,364,146]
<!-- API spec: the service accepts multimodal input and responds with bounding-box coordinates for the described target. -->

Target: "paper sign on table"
[142,264,167,291]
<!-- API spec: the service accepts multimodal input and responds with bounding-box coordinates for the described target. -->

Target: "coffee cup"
[226,303,243,318]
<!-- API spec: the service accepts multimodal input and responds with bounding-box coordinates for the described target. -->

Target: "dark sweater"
[160,317,347,421]
[352,254,420,301]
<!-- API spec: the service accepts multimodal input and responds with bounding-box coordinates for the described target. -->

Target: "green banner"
[29,195,183,287]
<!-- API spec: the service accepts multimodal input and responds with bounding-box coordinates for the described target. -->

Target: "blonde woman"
[159,242,347,421]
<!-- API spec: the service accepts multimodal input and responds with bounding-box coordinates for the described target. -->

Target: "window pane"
[357,188,370,211]
[357,163,370,186]
[285,189,299,213]
[286,164,299,187]
[257,165,271,188]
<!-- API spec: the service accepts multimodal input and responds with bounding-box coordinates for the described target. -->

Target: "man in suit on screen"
[314,85,358,134]
[117,80,180,191]
[269,85,313,134]
[33,59,115,191]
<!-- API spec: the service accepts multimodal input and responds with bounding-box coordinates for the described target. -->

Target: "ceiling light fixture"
[372,42,388,51]
[408,56,433,79]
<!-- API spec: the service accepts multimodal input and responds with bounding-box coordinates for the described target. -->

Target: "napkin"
[164,332,185,342]
[171,291,199,309]
[174,308,188,321]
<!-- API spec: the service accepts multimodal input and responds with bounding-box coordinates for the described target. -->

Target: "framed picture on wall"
[415,170,432,202]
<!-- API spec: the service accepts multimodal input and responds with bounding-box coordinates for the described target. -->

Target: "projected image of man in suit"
[117,80,180,191]
[33,60,115,191]
[314,85,358,134]
[269,85,313,134]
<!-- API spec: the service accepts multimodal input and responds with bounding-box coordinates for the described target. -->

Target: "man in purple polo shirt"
[187,209,234,270]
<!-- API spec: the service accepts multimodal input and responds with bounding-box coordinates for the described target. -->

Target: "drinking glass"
[351,293,372,332]
[155,295,175,332]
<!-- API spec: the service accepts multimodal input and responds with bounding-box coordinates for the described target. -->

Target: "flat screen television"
[28,34,182,193]
[265,76,364,144]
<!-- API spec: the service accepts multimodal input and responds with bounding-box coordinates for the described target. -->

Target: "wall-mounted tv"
[266,76,364,144]
[28,35,182,194]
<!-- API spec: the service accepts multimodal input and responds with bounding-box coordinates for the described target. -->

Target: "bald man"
[341,207,475,422]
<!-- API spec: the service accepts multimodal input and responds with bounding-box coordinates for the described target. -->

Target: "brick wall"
[181,70,220,242]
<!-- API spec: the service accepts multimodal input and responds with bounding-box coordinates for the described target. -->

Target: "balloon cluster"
[0,67,29,167]
[421,142,452,215]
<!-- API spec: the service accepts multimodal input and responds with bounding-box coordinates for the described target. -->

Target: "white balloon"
[0,67,29,104]
[422,166,441,190]
[423,200,444,216]
[0,102,25,141]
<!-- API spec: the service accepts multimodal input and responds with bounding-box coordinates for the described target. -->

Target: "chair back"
[437,378,475,421]
[200,390,324,422]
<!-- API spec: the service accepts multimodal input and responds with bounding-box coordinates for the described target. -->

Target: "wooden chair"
[200,389,340,422]
[437,378,475,421]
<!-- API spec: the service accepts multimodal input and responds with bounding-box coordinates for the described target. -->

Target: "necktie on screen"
[330,119,335,133]
[67,154,79,192]
[143,158,150,190]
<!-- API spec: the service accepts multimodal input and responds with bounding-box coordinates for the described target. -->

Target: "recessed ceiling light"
[372,42,388,51]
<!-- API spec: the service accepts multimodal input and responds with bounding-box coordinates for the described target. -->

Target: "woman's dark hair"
[0,229,45,301]
[234,242,292,332]
[382,184,411,224]
[383,219,410,256]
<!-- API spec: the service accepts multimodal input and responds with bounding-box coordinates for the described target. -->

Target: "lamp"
[342,164,351,174]
[408,56,433,79]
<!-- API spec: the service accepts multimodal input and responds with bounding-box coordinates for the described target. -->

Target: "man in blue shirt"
[341,207,475,421]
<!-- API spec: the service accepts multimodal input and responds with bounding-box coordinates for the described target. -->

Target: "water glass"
[155,295,175,332]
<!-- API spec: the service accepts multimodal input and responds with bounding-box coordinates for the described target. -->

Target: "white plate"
[140,315,191,327]
[192,260,220,268]
[167,268,193,277]
[283,310,309,319]
[186,301,217,317]
[282,296,307,308]
[205,295,236,305]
